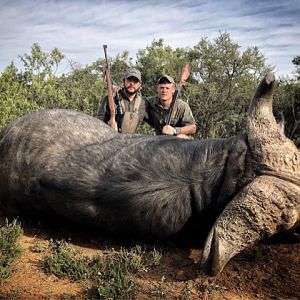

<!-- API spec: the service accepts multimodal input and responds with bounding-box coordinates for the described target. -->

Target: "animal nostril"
[280,209,298,231]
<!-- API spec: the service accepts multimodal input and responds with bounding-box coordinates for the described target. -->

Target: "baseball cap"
[157,75,175,84]
[124,68,141,82]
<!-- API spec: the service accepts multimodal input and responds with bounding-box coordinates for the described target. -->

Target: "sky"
[1,0,300,77]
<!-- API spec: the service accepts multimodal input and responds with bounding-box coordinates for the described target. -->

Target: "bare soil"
[0,216,299,300]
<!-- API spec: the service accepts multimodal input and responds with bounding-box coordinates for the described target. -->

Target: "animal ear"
[277,111,285,135]
[201,175,300,276]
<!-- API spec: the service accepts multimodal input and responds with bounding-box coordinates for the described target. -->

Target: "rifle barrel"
[165,64,190,126]
[102,45,117,130]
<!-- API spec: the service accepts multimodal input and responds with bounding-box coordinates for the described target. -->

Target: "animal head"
[201,73,300,275]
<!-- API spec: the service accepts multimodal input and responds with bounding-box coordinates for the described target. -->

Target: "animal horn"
[248,72,275,119]
[247,72,283,148]
[247,72,299,184]
[201,176,300,276]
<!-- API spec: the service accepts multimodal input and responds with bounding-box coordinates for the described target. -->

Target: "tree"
[292,55,300,80]
[274,81,300,147]
[0,63,40,128]
[186,32,272,139]
[0,39,285,142]
[273,56,300,148]
[59,63,101,116]
[18,43,66,108]
[19,43,65,80]
[136,39,187,96]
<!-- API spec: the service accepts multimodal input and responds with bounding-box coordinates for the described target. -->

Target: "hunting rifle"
[165,63,191,125]
[103,45,118,131]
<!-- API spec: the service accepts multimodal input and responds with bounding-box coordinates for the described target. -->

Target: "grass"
[96,246,144,299]
[0,220,164,298]
[151,276,166,298]
[0,219,23,279]
[44,239,94,281]
[44,240,163,299]
[148,247,162,267]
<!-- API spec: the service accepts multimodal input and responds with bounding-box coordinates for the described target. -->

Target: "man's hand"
[108,119,118,131]
[162,124,193,139]
[162,125,176,136]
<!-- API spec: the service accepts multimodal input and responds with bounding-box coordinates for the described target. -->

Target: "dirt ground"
[0,216,299,300]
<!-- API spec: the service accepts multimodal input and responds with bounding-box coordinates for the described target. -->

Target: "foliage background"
[1,33,299,146]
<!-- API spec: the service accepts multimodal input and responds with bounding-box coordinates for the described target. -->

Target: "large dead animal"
[0,73,299,275]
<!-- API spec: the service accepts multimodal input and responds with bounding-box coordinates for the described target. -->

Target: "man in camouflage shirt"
[145,75,196,139]
[97,68,146,133]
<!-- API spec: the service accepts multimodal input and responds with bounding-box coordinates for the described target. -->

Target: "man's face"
[124,77,141,95]
[157,83,175,106]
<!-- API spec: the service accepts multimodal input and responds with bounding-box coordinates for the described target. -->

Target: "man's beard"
[124,86,139,96]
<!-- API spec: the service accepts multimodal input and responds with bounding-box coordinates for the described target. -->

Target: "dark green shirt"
[145,96,196,135]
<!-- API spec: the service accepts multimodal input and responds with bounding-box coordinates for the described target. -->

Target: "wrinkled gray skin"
[0,73,299,275]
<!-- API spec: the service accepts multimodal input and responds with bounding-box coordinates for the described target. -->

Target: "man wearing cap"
[97,67,146,133]
[145,75,196,138]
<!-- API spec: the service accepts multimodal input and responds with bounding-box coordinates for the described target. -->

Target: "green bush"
[44,239,92,281]
[44,241,162,299]
[0,219,23,279]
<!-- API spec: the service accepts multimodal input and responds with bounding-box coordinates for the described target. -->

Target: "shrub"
[0,219,23,279]
[44,241,162,299]
[44,239,92,281]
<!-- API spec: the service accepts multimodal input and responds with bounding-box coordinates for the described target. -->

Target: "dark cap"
[124,68,141,81]
[157,75,175,84]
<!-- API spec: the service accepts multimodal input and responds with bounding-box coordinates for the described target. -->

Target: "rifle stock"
[165,63,191,125]
[103,45,117,131]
